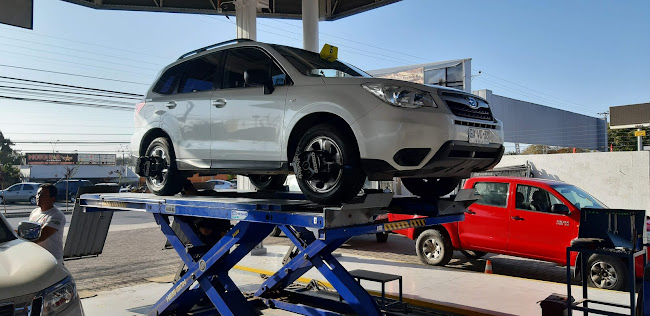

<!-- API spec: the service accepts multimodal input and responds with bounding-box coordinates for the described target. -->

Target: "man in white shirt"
[29,184,66,262]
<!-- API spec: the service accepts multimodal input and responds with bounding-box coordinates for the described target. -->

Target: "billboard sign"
[26,153,77,165]
[610,103,650,129]
[78,154,116,165]
[0,0,33,29]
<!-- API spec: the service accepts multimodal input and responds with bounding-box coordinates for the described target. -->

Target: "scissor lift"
[80,190,475,316]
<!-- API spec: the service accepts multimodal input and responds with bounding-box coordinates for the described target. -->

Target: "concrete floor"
[80,245,636,315]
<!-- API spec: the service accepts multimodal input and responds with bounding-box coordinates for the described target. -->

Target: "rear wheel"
[145,137,182,196]
[29,196,36,205]
[249,175,288,191]
[402,177,461,198]
[0,196,4,204]
[416,229,453,266]
[587,254,627,291]
[293,124,365,205]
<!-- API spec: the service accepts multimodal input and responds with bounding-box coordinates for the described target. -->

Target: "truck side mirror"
[551,204,570,215]
[17,221,41,241]
[244,69,274,94]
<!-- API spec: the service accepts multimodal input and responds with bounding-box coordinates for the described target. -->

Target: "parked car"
[54,180,94,203]
[207,179,235,190]
[0,182,40,205]
[132,39,504,205]
[388,176,644,291]
[0,213,84,315]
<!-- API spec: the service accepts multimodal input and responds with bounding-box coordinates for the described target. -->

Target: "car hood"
[0,238,68,299]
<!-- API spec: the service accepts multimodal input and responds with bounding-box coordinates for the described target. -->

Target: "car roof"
[469,176,567,185]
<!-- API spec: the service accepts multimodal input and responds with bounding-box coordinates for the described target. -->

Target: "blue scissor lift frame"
[80,190,473,316]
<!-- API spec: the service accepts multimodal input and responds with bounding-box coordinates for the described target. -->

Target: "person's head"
[37,184,57,209]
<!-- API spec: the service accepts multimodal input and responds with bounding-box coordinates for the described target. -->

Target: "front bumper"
[362,140,504,180]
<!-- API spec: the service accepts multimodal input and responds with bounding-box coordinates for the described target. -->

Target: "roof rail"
[177,39,255,59]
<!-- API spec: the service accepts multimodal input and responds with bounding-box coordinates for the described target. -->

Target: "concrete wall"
[475,89,608,151]
[497,151,650,211]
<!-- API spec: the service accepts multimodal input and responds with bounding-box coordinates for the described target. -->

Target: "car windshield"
[271,45,371,78]
[0,216,17,243]
[551,184,607,209]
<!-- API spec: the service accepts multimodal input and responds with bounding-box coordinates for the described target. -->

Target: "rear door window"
[153,63,186,95]
[177,52,222,93]
[473,182,509,207]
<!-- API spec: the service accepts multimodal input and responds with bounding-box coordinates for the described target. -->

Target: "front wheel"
[293,124,365,205]
[145,137,182,196]
[587,254,627,291]
[402,177,462,198]
[415,229,453,266]
[249,175,287,191]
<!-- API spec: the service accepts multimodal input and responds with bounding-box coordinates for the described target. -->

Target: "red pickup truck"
[388,176,645,291]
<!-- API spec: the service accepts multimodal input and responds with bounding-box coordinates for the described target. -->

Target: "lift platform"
[79,190,476,316]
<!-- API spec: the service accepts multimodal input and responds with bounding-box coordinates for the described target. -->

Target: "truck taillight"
[135,101,146,115]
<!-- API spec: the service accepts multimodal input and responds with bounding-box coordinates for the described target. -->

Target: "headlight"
[42,277,76,316]
[362,83,437,109]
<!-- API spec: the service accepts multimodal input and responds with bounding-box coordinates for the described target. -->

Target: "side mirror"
[551,204,570,215]
[17,221,41,241]
[244,69,274,94]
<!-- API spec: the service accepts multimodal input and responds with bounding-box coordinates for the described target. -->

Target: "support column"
[235,0,257,40]
[302,0,319,52]
[638,128,643,151]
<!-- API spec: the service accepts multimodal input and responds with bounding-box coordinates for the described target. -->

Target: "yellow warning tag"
[320,44,338,62]
[635,130,646,137]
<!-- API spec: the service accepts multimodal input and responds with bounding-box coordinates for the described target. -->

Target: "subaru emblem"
[467,97,479,109]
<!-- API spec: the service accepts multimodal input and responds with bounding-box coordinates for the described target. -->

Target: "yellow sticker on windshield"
[320,44,338,62]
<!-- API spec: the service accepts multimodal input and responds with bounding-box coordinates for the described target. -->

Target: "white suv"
[132,39,504,204]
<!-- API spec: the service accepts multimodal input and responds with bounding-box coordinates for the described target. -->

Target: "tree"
[607,124,650,151]
[0,131,21,165]
[0,163,21,189]
[521,145,589,155]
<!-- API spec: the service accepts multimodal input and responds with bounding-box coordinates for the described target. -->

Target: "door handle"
[465,210,476,215]
[212,99,227,108]
[166,101,177,109]
[511,216,524,221]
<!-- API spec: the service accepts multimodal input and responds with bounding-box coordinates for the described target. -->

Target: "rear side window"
[474,182,509,208]
[153,63,186,95]
[178,52,222,93]
[222,47,285,89]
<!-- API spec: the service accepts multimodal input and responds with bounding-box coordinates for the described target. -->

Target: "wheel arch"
[285,112,361,161]
[139,128,172,157]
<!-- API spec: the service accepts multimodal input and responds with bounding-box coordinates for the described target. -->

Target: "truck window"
[517,185,564,213]
[474,182,509,207]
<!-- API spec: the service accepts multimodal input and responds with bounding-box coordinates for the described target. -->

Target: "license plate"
[468,128,490,144]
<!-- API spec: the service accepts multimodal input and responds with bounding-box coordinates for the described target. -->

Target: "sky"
[0,0,648,156]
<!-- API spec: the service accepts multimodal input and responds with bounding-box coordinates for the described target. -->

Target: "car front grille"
[446,100,494,121]
[0,303,14,316]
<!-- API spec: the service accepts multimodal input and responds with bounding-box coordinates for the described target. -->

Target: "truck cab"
[389,176,642,291]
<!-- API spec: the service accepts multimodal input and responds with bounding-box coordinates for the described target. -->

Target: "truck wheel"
[461,250,487,259]
[250,175,288,191]
[402,177,461,198]
[587,254,627,291]
[416,229,453,266]
[293,124,365,205]
[375,232,389,243]
[145,137,182,196]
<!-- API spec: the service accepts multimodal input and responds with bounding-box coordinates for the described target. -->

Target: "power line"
[1,88,137,107]
[7,133,132,136]
[0,64,150,86]
[13,141,129,144]
[0,85,142,100]
[0,75,144,97]
[0,95,134,111]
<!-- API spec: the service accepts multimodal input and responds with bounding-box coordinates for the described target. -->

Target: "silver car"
[0,182,40,205]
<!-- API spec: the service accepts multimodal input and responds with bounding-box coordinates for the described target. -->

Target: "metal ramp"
[80,190,475,316]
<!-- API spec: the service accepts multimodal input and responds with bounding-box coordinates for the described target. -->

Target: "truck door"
[458,181,510,251]
[508,184,576,263]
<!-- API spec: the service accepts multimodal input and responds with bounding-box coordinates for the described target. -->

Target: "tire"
[269,226,282,237]
[402,177,462,198]
[375,232,389,243]
[586,254,627,291]
[249,174,288,191]
[461,250,487,259]
[0,196,4,204]
[145,137,182,196]
[29,196,37,205]
[415,229,453,266]
[292,123,365,205]
[70,195,76,205]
